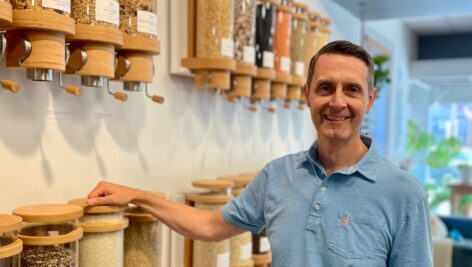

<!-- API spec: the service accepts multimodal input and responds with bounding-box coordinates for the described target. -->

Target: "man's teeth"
[325,115,348,121]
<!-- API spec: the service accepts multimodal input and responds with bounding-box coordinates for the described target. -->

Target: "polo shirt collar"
[305,135,379,182]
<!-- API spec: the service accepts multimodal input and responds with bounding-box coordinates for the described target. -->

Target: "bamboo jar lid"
[320,17,332,25]
[125,192,165,222]
[13,204,83,223]
[68,198,127,214]
[186,179,234,204]
[0,238,22,260]
[293,2,308,11]
[0,215,22,234]
[192,179,234,192]
[218,176,253,187]
[0,1,12,27]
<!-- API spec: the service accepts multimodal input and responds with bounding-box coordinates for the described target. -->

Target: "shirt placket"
[305,164,329,233]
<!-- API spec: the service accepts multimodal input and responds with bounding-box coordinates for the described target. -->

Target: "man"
[87,40,432,266]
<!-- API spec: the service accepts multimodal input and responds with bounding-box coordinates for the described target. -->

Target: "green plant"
[372,55,391,99]
[403,120,462,211]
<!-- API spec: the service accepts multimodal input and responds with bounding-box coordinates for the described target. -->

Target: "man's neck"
[317,135,368,176]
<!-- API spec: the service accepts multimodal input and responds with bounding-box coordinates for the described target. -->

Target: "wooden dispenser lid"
[255,68,276,80]
[259,0,277,4]
[0,1,12,27]
[125,192,165,222]
[218,176,253,187]
[182,57,236,72]
[320,17,332,25]
[10,10,75,36]
[274,71,292,84]
[293,2,308,10]
[192,179,234,191]
[0,215,22,234]
[68,198,127,214]
[0,238,22,260]
[290,75,305,87]
[13,204,83,222]
[276,5,293,13]
[71,24,123,47]
[253,252,272,265]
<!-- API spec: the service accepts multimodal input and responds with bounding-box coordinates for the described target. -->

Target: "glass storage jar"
[13,204,83,267]
[10,0,71,15]
[255,0,276,69]
[0,214,22,267]
[252,228,271,266]
[274,0,292,74]
[119,0,158,39]
[68,198,128,267]
[290,2,308,78]
[71,0,120,28]
[304,11,320,77]
[234,0,256,65]
[186,179,234,267]
[319,16,331,50]
[218,176,254,267]
[123,192,165,267]
[195,0,234,59]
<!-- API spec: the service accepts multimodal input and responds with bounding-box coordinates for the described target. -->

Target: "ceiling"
[330,0,472,35]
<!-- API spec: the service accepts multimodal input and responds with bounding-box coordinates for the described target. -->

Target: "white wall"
[0,0,360,264]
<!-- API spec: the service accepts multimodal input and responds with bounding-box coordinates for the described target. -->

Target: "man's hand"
[87,181,141,206]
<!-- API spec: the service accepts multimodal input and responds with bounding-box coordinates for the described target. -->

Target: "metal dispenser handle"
[1,80,20,93]
[0,31,6,61]
[144,84,164,104]
[106,79,128,102]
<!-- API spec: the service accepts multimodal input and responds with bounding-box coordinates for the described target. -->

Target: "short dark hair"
[306,40,374,92]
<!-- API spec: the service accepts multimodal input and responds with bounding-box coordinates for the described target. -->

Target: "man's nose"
[329,90,347,109]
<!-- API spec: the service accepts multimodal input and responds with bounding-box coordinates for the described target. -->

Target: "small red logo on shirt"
[342,215,350,226]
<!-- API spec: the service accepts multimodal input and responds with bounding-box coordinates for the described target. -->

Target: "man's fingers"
[87,181,109,198]
[87,195,112,206]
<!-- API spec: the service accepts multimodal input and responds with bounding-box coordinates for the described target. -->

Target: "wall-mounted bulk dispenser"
[0,0,20,93]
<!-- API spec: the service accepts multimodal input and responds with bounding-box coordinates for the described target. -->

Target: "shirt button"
[313,204,320,211]
[321,187,327,192]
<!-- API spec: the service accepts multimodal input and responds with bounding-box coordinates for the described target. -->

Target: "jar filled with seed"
[234,0,256,65]
[195,0,234,59]
[13,204,83,267]
[124,192,165,267]
[71,0,120,28]
[255,0,276,69]
[10,0,71,15]
[290,2,308,78]
[274,0,292,74]
[218,175,254,267]
[186,179,234,267]
[119,0,158,39]
[319,17,331,50]
[0,214,23,267]
[68,198,128,267]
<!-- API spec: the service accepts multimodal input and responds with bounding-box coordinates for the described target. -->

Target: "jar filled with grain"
[290,2,308,78]
[0,214,23,267]
[218,175,254,267]
[123,192,166,267]
[195,0,234,59]
[71,0,120,28]
[274,0,292,74]
[68,198,128,267]
[119,0,158,39]
[0,0,12,26]
[319,17,331,50]
[234,0,256,64]
[186,179,234,267]
[304,11,320,78]
[10,0,71,15]
[13,204,83,267]
[255,0,276,69]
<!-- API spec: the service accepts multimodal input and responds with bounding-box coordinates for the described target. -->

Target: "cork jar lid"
[218,175,253,187]
[68,198,127,214]
[13,204,83,222]
[192,179,234,191]
[0,215,22,234]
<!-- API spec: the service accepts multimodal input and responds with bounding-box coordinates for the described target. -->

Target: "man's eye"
[317,85,331,93]
[348,87,361,93]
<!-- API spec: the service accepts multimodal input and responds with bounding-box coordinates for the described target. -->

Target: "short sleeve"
[221,169,268,234]
[388,197,433,267]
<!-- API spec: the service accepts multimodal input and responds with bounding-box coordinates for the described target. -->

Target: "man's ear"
[366,88,377,113]
[303,84,310,107]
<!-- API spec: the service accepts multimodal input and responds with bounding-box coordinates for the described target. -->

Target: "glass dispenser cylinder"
[185,179,234,267]
[0,214,23,267]
[13,204,84,267]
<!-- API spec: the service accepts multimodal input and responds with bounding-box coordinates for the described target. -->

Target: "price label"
[221,38,234,57]
[96,0,119,26]
[296,61,305,76]
[259,236,270,253]
[243,46,255,64]
[281,56,291,73]
[217,252,230,267]
[42,0,71,14]
[263,51,274,69]
[138,10,158,36]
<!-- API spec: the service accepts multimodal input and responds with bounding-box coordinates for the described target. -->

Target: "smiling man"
[87,40,433,267]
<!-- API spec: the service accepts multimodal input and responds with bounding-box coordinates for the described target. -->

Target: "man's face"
[304,53,376,142]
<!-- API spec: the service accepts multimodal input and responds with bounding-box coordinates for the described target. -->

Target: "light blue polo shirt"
[222,136,433,266]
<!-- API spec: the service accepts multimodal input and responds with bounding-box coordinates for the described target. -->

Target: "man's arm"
[87,181,244,242]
